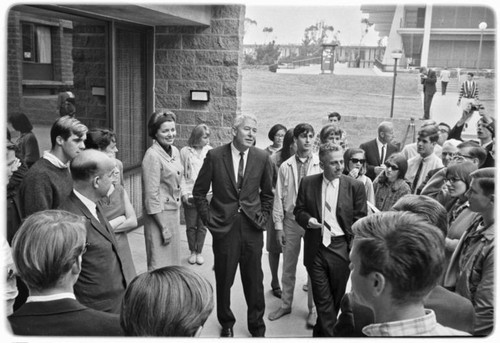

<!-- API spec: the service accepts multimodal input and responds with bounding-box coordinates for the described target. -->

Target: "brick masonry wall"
[7,11,22,114]
[155,5,245,149]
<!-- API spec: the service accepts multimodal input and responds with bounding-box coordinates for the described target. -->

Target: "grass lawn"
[241,67,495,147]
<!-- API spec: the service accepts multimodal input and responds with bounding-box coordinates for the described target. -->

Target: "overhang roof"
[360,4,396,38]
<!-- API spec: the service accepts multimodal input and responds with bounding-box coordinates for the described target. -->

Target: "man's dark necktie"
[412,159,424,193]
[380,145,386,164]
[237,152,244,190]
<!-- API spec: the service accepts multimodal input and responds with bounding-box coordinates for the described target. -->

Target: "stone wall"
[155,4,245,148]
[7,11,22,114]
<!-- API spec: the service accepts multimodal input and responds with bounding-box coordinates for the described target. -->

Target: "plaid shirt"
[362,309,470,336]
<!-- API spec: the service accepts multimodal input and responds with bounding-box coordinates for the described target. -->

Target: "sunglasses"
[350,158,366,164]
[384,162,399,170]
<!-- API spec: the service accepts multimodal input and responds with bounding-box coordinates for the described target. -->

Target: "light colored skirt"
[144,209,181,271]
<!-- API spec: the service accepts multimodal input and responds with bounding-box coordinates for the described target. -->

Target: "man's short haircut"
[446,161,478,189]
[70,149,109,182]
[352,211,445,304]
[293,123,315,138]
[267,123,287,141]
[147,111,176,139]
[377,121,393,134]
[188,124,210,147]
[11,210,86,292]
[84,129,116,151]
[233,113,257,129]
[318,142,343,161]
[458,144,487,167]
[438,122,451,132]
[328,112,341,121]
[467,72,474,77]
[8,112,33,133]
[470,167,495,197]
[417,125,440,143]
[319,124,342,144]
[120,266,214,337]
[392,194,448,236]
[457,140,480,149]
[442,139,462,150]
[50,115,88,148]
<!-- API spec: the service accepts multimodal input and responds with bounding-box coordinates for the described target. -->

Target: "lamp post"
[390,50,403,118]
[476,22,487,73]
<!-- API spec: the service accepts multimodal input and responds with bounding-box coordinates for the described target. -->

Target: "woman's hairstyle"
[11,210,86,292]
[445,161,477,189]
[385,153,408,179]
[280,128,296,162]
[343,148,366,176]
[8,112,33,133]
[188,124,210,147]
[147,111,176,139]
[267,124,287,141]
[120,266,214,337]
[84,129,116,151]
[319,124,343,144]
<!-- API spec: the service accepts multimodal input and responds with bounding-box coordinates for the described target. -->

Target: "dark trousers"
[423,92,435,119]
[212,213,266,337]
[307,239,350,337]
[184,204,207,253]
[441,81,448,95]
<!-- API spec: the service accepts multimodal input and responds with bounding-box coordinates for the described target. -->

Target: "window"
[22,22,52,63]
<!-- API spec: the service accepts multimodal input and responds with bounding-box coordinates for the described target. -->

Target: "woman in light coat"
[142,111,185,270]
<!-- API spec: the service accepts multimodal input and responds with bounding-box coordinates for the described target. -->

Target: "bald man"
[359,121,399,180]
[59,149,127,314]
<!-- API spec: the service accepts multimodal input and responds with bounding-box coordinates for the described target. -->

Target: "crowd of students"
[3,101,495,337]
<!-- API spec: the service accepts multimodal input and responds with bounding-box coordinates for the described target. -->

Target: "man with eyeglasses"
[406,126,443,194]
[8,210,123,336]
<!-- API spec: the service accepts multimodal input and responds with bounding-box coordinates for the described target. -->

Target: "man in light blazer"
[59,149,127,314]
[294,142,367,336]
[359,121,399,180]
[193,113,274,338]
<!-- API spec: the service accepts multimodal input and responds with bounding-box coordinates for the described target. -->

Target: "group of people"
[3,99,496,337]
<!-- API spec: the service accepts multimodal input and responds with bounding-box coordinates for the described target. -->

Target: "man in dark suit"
[193,113,274,337]
[421,67,437,119]
[59,149,127,314]
[359,121,399,180]
[294,142,367,336]
[8,210,123,336]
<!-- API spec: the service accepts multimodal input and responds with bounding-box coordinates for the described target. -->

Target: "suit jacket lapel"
[314,174,323,221]
[70,192,114,244]
[222,144,238,192]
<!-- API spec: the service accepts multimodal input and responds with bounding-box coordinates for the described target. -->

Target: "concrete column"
[382,4,405,67]
[420,5,433,67]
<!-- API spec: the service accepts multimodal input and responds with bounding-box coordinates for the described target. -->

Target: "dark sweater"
[19,158,73,218]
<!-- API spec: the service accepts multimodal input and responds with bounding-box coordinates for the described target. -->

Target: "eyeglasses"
[81,242,90,255]
[445,177,462,184]
[384,162,399,170]
[452,153,474,160]
[350,158,366,164]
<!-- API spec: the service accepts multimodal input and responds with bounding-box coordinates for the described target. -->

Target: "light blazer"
[193,143,274,240]
[59,192,126,313]
[294,174,367,268]
[142,140,184,214]
[359,139,399,180]
[8,298,123,336]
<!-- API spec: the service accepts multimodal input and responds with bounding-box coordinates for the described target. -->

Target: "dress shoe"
[272,287,282,298]
[306,310,317,328]
[188,252,196,264]
[268,307,291,321]
[220,328,234,337]
[196,254,205,265]
[302,283,308,292]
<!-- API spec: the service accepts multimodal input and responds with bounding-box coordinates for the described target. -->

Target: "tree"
[356,18,374,67]
[299,21,337,57]
[254,40,281,65]
[244,17,257,35]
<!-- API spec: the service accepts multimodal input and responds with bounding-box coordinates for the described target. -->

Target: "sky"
[243,4,382,46]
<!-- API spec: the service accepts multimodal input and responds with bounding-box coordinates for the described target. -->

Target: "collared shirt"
[362,309,470,336]
[376,138,386,164]
[43,150,68,169]
[406,153,443,193]
[295,153,312,185]
[230,142,248,182]
[73,189,99,222]
[321,176,344,237]
[27,293,76,303]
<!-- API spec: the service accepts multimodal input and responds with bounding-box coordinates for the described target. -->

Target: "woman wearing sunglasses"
[342,148,374,204]
[373,153,411,211]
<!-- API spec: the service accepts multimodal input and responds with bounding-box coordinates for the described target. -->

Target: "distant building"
[361,4,495,70]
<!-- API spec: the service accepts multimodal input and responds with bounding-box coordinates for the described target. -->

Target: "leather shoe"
[306,310,317,328]
[268,307,291,321]
[302,284,308,292]
[220,328,233,337]
[272,287,282,298]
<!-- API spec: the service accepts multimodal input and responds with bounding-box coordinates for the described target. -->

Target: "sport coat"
[294,174,367,268]
[193,143,274,240]
[359,139,399,180]
[8,298,123,336]
[422,69,437,95]
[59,192,126,313]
